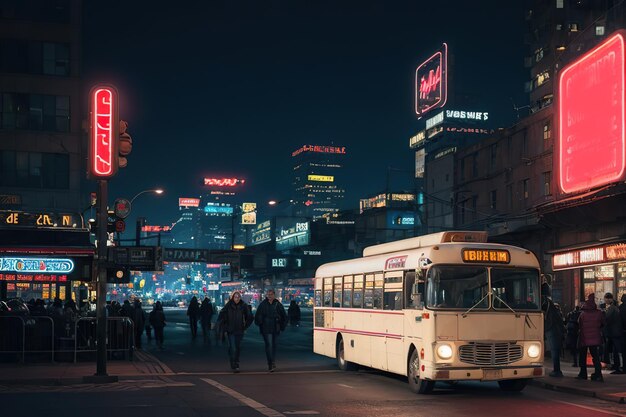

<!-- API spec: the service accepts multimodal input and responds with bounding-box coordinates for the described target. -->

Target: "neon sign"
[179,198,200,207]
[89,85,118,178]
[0,258,74,274]
[203,178,245,187]
[308,175,334,182]
[292,145,346,157]
[558,31,626,194]
[415,43,448,118]
[445,110,489,121]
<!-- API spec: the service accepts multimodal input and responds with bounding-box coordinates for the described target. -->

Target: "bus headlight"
[437,344,453,360]
[527,343,541,358]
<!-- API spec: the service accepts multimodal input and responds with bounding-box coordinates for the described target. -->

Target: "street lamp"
[130,188,164,204]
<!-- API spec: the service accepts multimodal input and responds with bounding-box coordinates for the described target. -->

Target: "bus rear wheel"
[498,378,529,392]
[408,348,434,394]
[336,337,357,371]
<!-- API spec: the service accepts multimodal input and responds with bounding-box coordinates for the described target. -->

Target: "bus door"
[383,270,405,374]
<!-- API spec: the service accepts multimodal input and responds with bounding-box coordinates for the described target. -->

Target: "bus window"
[364,274,374,308]
[491,268,540,310]
[333,277,343,307]
[427,266,488,309]
[404,271,424,309]
[384,290,403,310]
[323,277,332,307]
[343,275,353,308]
[353,275,364,308]
[373,273,383,309]
[315,290,322,307]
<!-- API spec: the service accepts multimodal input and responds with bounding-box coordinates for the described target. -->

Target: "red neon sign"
[558,31,626,194]
[89,85,119,178]
[415,43,448,118]
[179,198,200,207]
[203,178,245,187]
[291,145,347,157]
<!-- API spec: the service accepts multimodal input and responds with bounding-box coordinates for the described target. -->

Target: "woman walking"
[187,296,200,339]
[149,301,166,349]
[217,291,253,372]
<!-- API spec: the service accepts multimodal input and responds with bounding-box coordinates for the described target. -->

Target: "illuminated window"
[543,121,551,140]
[569,23,579,32]
[596,26,605,36]
[543,172,552,196]
[556,0,563,8]
[556,24,563,31]
[523,179,530,199]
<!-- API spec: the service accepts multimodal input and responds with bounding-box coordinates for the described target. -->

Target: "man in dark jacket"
[200,297,214,343]
[255,289,287,372]
[604,292,623,373]
[187,296,200,339]
[578,293,606,381]
[149,302,166,349]
[217,291,254,372]
[541,283,565,377]
[132,299,146,349]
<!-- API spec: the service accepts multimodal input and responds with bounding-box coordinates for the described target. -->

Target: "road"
[2,307,626,417]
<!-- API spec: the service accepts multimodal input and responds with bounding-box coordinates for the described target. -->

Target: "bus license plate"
[483,369,502,380]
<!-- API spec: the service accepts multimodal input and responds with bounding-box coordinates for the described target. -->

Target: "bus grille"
[459,342,523,366]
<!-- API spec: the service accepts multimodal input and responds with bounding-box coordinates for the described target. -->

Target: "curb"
[530,379,626,404]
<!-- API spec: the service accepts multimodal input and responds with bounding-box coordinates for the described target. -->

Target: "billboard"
[415,43,448,118]
[415,149,426,178]
[203,203,233,216]
[292,145,346,157]
[179,198,200,207]
[558,31,626,194]
[387,211,416,229]
[203,178,245,187]
[241,202,257,225]
[250,220,271,246]
[89,86,119,177]
[308,175,334,182]
[275,217,310,250]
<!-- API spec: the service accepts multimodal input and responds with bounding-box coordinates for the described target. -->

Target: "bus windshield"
[427,266,489,309]
[491,268,540,310]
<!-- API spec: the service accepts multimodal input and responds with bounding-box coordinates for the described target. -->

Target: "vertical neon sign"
[89,85,119,178]
[415,43,448,118]
[558,31,626,194]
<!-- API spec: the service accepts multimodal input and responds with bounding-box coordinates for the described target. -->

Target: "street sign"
[163,248,212,263]
[114,198,131,219]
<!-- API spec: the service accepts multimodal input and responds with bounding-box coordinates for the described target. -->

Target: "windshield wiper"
[461,292,490,318]
[491,290,520,317]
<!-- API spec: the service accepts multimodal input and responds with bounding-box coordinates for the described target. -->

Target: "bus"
[313,231,544,394]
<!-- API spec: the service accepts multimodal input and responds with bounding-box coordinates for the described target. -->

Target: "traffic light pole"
[96,179,109,376]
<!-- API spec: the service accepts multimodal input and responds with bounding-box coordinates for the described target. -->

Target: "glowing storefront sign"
[415,43,448,117]
[558,31,626,194]
[445,110,489,120]
[179,198,200,207]
[462,249,510,264]
[89,86,118,178]
[409,131,426,148]
[553,242,626,270]
[308,175,334,182]
[203,178,245,187]
[292,145,347,157]
[0,258,74,274]
[425,111,444,129]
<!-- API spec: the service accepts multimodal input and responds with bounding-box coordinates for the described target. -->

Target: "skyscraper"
[291,145,346,220]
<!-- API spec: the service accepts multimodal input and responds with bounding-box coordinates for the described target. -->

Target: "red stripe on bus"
[314,327,402,340]
[315,307,404,315]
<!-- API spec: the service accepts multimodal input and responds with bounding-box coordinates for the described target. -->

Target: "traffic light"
[106,267,130,283]
[118,120,132,168]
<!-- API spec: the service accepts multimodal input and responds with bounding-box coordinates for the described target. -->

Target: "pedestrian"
[288,300,301,327]
[541,283,565,377]
[149,301,167,349]
[565,303,582,367]
[604,293,623,373]
[216,291,253,373]
[133,299,146,349]
[121,299,134,318]
[200,297,214,343]
[187,296,200,339]
[577,293,606,382]
[255,289,287,372]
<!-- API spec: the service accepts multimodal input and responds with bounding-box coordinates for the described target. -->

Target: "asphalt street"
[2,307,626,417]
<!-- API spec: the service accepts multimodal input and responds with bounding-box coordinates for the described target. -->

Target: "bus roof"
[363,231,488,257]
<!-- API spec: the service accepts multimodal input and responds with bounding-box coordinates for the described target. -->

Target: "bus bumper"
[424,366,544,381]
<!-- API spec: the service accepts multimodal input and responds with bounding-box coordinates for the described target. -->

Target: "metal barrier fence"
[0,315,133,363]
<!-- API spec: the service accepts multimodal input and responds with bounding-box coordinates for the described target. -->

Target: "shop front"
[551,242,626,309]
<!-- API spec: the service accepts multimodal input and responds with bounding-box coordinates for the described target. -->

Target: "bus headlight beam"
[527,343,541,358]
[436,344,453,360]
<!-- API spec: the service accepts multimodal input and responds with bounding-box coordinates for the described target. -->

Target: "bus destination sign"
[462,249,510,264]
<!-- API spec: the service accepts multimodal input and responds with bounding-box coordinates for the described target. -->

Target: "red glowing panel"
[179,198,200,207]
[558,31,626,194]
[203,178,244,187]
[415,43,448,117]
[89,86,118,177]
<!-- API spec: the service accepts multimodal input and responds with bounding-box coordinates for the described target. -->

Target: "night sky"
[82,0,527,230]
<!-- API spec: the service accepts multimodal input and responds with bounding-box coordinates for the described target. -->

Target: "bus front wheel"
[498,378,529,392]
[336,337,357,371]
[408,349,434,394]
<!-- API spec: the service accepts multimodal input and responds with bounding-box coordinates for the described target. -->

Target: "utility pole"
[95,179,109,377]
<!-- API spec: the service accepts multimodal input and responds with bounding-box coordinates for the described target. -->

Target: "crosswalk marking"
[201,377,285,417]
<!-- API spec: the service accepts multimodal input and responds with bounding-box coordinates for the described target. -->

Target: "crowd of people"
[543,283,626,382]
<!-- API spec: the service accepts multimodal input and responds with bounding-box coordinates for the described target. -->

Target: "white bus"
[313,231,544,394]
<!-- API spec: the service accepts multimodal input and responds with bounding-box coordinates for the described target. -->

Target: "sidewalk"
[0,350,173,386]
[532,358,626,403]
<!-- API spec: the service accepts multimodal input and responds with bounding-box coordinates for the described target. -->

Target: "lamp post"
[128,189,164,246]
